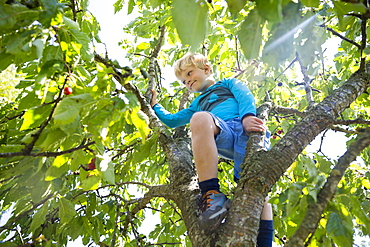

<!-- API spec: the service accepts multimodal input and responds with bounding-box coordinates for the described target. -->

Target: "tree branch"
[21,73,71,155]
[323,25,361,49]
[145,26,166,101]
[272,105,306,118]
[333,118,370,126]
[286,128,370,246]
[0,141,95,158]
[0,193,55,232]
[244,102,273,162]
[296,52,315,107]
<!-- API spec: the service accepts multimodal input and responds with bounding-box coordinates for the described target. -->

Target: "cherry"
[63,87,73,95]
[277,130,284,135]
[87,158,96,170]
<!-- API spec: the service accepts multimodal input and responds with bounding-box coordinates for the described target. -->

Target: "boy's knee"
[190,112,219,135]
[190,112,212,126]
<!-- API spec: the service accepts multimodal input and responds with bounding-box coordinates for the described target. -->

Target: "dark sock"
[198,178,220,196]
[257,220,274,247]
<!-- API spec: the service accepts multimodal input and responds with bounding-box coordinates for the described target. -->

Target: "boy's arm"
[225,78,266,133]
[150,89,195,128]
[225,78,257,119]
[242,115,266,132]
[151,89,159,107]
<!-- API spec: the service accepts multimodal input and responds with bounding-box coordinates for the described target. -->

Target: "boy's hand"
[150,89,158,107]
[242,115,266,133]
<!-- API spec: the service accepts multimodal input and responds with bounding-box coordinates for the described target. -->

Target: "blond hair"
[174,53,212,79]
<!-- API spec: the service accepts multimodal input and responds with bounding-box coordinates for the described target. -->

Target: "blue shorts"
[209,113,271,180]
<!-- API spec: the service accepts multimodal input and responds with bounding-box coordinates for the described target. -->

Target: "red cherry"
[87,158,96,170]
[272,135,277,139]
[277,130,284,135]
[63,87,73,95]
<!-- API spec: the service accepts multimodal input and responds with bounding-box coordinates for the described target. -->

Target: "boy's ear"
[204,64,212,74]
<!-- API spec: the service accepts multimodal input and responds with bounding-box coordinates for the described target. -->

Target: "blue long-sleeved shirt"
[153,78,256,128]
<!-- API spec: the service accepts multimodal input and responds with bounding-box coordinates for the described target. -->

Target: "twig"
[323,26,361,49]
[296,52,315,106]
[330,125,359,135]
[144,242,182,246]
[274,57,297,82]
[0,141,95,158]
[22,72,70,154]
[0,193,55,232]
[111,204,121,247]
[0,111,25,124]
[333,118,370,126]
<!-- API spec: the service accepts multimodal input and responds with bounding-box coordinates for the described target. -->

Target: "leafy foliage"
[0,0,369,246]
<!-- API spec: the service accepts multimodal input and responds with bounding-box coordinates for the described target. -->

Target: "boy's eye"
[187,71,192,76]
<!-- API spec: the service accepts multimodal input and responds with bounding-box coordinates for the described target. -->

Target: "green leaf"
[18,91,42,111]
[80,175,101,191]
[262,2,301,66]
[333,1,367,16]
[0,4,38,33]
[59,197,76,224]
[29,202,49,233]
[172,0,209,49]
[100,161,115,185]
[128,0,135,14]
[0,51,14,71]
[327,212,354,247]
[20,104,53,130]
[114,0,125,13]
[69,28,93,61]
[237,9,264,59]
[53,94,94,126]
[255,0,283,22]
[40,128,67,151]
[300,0,320,8]
[6,30,36,55]
[45,160,68,181]
[225,0,247,17]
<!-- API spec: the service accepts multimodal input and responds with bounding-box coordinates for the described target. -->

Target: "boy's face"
[178,65,214,93]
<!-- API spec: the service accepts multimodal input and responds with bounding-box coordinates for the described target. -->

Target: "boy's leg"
[190,112,230,232]
[190,111,220,182]
[257,197,274,247]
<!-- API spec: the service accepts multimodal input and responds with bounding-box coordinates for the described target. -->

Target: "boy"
[151,53,273,245]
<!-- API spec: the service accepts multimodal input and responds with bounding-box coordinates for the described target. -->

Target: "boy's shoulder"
[216,77,239,87]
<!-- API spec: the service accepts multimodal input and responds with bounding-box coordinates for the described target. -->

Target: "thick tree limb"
[286,128,370,246]
[272,105,306,118]
[244,102,273,162]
